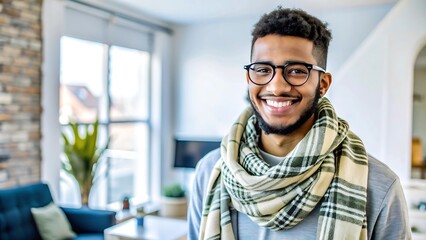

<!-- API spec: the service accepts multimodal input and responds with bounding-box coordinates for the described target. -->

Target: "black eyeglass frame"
[243,61,326,86]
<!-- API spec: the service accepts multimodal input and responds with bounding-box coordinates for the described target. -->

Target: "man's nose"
[265,68,292,93]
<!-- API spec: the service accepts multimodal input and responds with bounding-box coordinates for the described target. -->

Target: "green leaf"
[60,118,109,204]
[163,183,185,198]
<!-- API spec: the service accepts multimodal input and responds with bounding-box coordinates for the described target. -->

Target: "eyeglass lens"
[248,63,310,86]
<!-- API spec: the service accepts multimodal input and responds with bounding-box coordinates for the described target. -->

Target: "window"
[59,36,151,207]
[42,1,173,210]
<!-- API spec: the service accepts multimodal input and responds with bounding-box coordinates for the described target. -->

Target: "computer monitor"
[173,138,221,168]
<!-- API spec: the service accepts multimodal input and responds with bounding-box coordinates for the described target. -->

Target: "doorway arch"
[411,44,426,179]
[330,0,426,182]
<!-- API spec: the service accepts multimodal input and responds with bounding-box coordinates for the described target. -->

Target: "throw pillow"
[31,202,76,240]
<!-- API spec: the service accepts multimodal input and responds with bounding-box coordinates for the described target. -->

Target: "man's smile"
[265,99,293,108]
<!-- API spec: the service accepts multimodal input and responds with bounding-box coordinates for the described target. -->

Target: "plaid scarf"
[199,98,368,240]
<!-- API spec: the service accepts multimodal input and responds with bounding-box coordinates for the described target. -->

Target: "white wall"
[330,0,426,182]
[318,5,393,73]
[173,18,253,138]
[42,0,65,201]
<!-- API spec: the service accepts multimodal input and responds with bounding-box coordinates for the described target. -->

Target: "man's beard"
[249,85,321,135]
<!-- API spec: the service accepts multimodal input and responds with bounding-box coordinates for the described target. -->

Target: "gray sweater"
[188,148,412,239]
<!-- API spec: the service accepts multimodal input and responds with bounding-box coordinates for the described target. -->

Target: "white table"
[104,215,187,240]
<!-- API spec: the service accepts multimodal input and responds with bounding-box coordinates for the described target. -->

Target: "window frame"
[42,0,174,209]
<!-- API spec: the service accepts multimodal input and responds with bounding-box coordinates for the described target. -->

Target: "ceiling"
[96,0,426,67]
[101,0,399,25]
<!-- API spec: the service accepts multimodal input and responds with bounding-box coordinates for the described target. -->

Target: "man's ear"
[319,72,332,97]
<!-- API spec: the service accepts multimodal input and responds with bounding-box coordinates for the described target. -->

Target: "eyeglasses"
[243,61,326,86]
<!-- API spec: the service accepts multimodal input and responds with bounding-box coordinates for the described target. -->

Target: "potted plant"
[61,120,109,206]
[160,183,187,218]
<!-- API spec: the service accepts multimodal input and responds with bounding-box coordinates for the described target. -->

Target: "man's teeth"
[266,100,292,107]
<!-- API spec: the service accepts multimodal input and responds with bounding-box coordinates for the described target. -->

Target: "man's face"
[247,35,324,135]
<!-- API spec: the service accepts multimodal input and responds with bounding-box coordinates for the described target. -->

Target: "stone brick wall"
[0,0,42,188]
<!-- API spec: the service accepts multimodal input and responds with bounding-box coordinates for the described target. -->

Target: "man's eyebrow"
[251,60,273,64]
[251,60,311,65]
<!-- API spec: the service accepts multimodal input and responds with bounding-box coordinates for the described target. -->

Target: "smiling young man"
[188,7,411,240]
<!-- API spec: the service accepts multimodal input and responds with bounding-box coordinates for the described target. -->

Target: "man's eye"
[287,67,308,75]
[253,67,272,74]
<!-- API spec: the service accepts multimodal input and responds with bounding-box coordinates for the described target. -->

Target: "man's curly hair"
[251,7,332,69]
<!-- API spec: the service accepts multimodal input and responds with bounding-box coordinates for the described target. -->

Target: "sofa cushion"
[0,182,115,240]
[62,206,116,233]
[0,183,53,240]
[73,234,105,240]
[31,202,76,240]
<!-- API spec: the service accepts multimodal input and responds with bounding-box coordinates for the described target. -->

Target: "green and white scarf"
[199,98,368,240]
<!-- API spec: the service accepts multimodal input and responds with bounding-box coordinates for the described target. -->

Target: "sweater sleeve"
[371,178,412,240]
[187,149,220,240]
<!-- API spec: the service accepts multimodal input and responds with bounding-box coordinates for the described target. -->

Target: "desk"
[114,203,160,223]
[104,216,187,240]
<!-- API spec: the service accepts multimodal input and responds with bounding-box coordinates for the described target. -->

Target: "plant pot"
[159,197,187,218]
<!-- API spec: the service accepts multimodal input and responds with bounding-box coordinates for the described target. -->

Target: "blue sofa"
[0,182,116,240]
